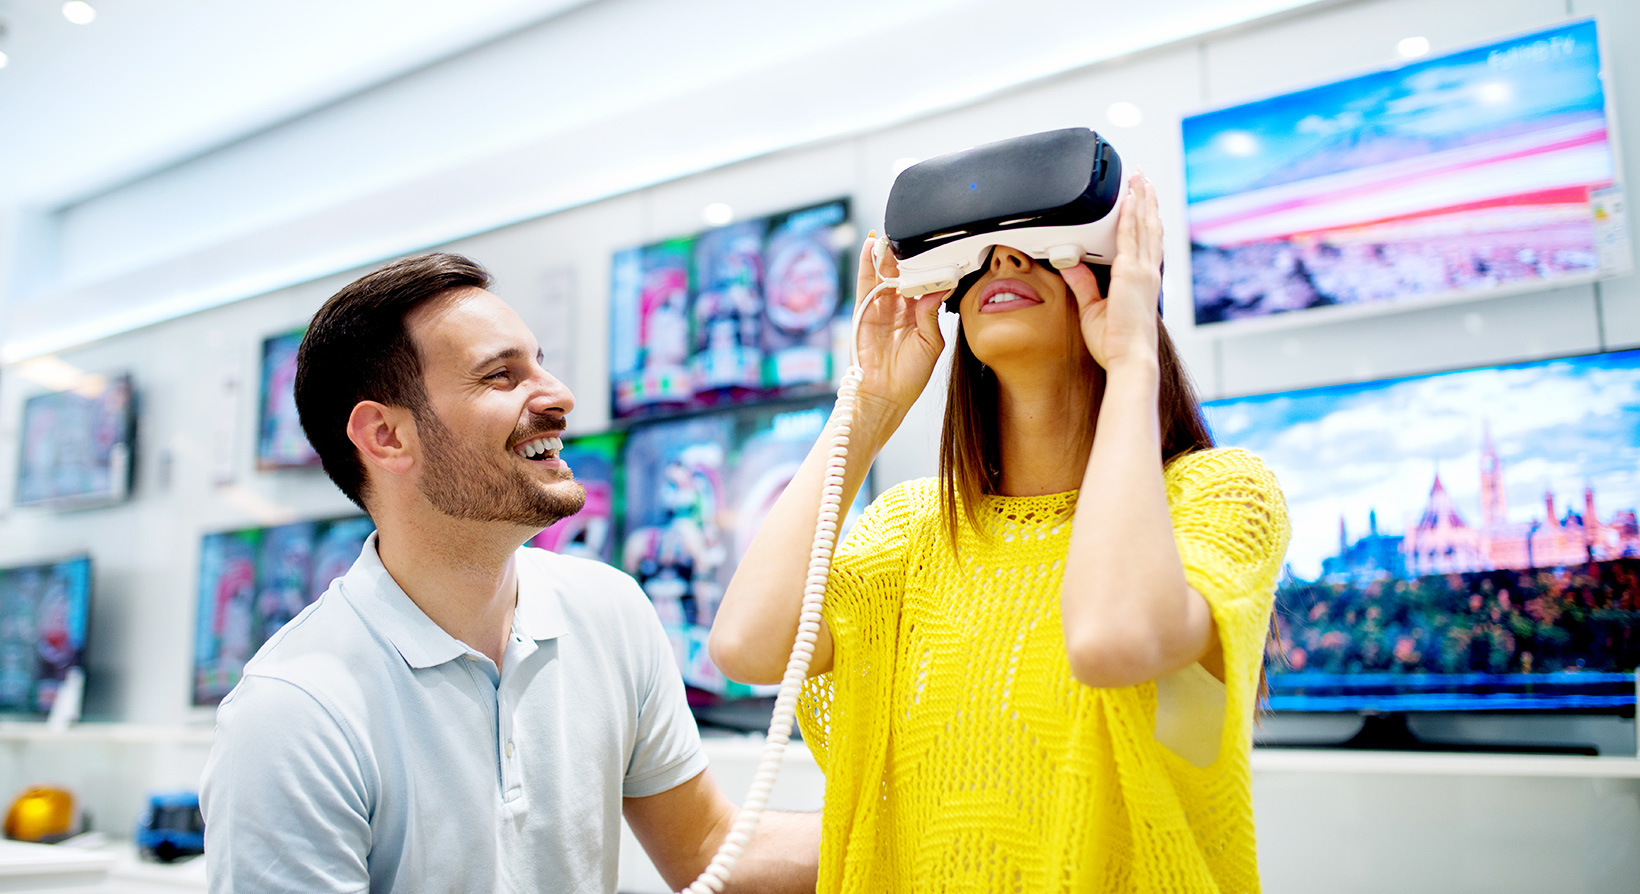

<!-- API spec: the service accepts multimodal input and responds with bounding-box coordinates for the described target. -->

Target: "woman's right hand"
[852,236,949,436]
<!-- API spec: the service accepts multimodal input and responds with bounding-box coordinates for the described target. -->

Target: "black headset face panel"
[885,129,1100,244]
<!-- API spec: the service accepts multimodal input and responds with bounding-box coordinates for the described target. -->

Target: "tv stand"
[1333,713,1598,755]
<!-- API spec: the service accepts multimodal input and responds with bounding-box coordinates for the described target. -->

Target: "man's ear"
[346,401,417,480]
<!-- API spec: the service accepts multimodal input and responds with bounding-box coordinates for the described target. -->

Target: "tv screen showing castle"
[1205,349,1640,711]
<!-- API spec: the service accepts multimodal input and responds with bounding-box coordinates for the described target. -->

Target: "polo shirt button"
[506,740,515,757]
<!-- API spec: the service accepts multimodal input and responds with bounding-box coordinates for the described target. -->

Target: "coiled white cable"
[680,239,901,894]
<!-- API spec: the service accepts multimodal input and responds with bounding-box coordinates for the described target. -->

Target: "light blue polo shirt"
[200,534,707,894]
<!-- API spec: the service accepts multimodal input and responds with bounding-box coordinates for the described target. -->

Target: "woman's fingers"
[1061,264,1102,311]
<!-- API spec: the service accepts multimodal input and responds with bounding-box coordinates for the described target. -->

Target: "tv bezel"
[256,327,322,471]
[13,372,138,511]
[608,196,855,424]
[0,553,94,719]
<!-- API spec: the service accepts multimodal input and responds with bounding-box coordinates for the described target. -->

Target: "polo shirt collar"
[340,533,570,670]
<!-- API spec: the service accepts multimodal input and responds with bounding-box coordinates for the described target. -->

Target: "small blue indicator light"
[969,183,978,190]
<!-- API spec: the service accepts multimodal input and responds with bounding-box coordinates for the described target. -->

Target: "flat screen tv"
[620,401,868,705]
[193,516,374,705]
[0,555,92,716]
[1183,18,1631,328]
[610,199,853,421]
[15,374,136,509]
[258,329,320,469]
[1203,349,1640,712]
[528,431,624,565]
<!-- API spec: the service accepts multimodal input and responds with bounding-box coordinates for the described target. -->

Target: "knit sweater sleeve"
[797,478,924,772]
[1164,447,1291,760]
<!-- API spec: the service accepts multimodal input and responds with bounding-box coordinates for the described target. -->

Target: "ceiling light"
[0,51,8,70]
[1106,101,1143,128]
[62,1,96,25]
[1396,36,1430,59]
[701,202,734,227]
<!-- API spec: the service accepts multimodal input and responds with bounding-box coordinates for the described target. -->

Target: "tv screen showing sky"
[1184,18,1628,326]
[1204,350,1640,711]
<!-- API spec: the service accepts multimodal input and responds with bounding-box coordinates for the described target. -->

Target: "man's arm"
[622,769,819,894]
[201,676,373,893]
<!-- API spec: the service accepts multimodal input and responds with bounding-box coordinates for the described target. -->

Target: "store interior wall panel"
[1217,284,1604,397]
[1199,0,1570,111]
[1574,0,1640,347]
[1253,769,1640,894]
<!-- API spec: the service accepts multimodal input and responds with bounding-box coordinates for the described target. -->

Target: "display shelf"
[0,723,214,747]
[1252,747,1640,779]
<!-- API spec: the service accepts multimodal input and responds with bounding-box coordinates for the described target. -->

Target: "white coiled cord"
[680,240,901,894]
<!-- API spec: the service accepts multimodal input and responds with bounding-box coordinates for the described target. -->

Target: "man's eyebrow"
[469,347,530,373]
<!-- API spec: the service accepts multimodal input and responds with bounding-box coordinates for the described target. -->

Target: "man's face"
[403,288,585,529]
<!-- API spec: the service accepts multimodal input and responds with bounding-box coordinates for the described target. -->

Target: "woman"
[709,172,1290,893]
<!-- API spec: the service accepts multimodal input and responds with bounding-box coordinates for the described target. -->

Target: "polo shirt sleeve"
[201,675,373,893]
[622,588,709,798]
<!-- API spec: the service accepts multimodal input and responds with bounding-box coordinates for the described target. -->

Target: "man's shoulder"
[234,588,386,714]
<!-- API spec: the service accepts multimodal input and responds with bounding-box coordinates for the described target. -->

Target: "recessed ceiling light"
[0,51,9,70]
[1397,36,1430,59]
[701,202,734,227]
[1106,101,1143,128]
[62,1,97,25]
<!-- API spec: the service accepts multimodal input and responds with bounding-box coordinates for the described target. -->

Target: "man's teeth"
[986,291,1031,305]
[515,435,563,458]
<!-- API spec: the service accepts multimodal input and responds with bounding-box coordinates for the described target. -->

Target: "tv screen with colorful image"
[620,401,867,702]
[610,199,853,421]
[258,329,320,469]
[1184,18,1630,327]
[15,374,136,509]
[0,556,91,716]
[528,431,624,565]
[1204,349,1640,711]
[193,516,375,705]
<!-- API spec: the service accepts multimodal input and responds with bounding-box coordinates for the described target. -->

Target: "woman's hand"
[851,237,950,431]
[1062,172,1164,373]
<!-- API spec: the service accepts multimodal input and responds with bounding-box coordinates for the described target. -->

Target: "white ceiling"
[0,0,597,206]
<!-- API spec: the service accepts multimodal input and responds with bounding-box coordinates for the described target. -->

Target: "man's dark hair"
[295,252,491,509]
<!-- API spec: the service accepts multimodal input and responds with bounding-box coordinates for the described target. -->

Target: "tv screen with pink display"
[1184,18,1630,327]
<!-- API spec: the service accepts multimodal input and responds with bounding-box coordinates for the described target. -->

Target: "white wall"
[1,0,1637,890]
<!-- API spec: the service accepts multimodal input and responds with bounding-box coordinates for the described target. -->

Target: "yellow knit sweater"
[797,447,1290,894]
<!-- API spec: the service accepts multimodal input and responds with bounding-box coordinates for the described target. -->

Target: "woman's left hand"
[1062,172,1163,373]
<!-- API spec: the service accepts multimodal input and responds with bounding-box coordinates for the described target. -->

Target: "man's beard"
[414,407,586,528]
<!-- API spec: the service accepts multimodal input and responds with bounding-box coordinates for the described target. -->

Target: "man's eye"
[485,370,510,381]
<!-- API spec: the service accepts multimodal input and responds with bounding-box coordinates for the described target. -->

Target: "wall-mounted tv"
[258,329,320,469]
[610,199,854,421]
[15,374,136,509]
[1184,18,1630,328]
[528,431,624,565]
[193,516,374,705]
[1203,349,1640,712]
[0,556,92,716]
[620,401,867,701]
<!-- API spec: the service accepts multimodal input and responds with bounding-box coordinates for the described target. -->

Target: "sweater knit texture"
[796,446,1290,894]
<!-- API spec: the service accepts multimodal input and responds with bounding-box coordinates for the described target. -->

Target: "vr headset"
[883,127,1128,311]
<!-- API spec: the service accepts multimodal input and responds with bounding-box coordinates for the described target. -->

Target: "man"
[201,252,818,893]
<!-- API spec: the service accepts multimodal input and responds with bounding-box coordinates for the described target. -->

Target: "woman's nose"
[990,246,1034,273]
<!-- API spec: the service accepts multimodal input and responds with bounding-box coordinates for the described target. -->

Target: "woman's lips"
[976,278,1044,314]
